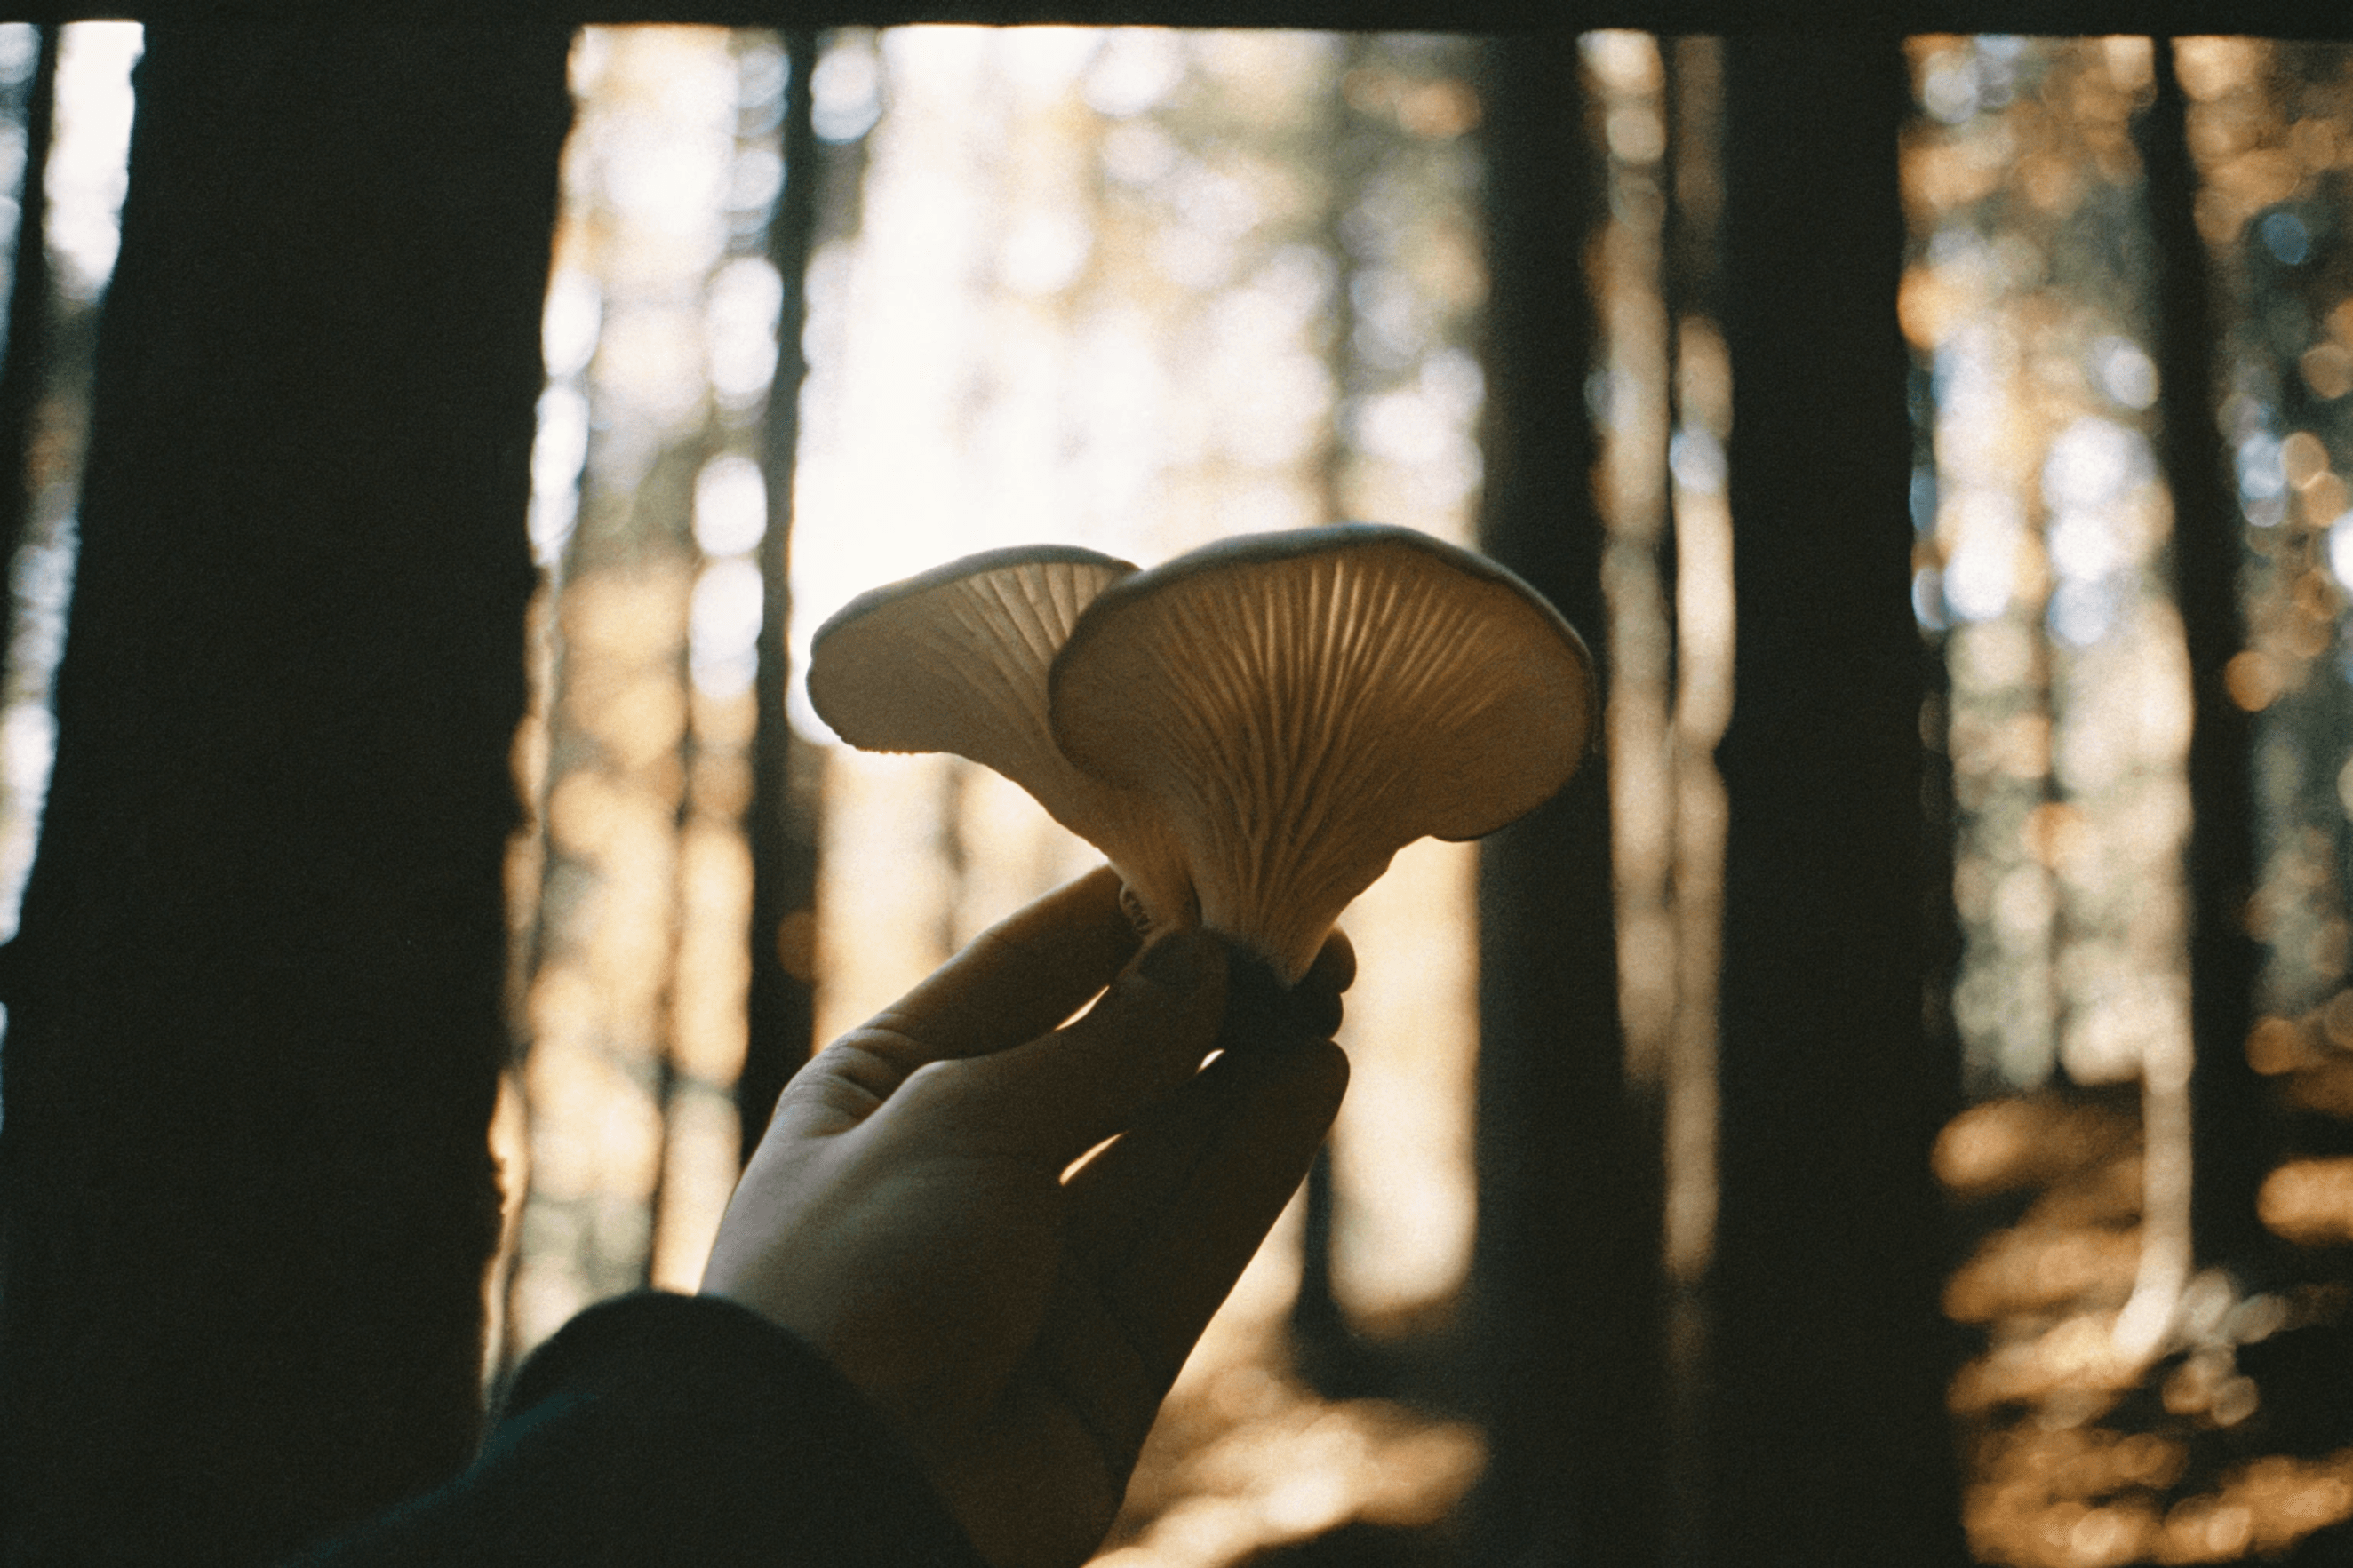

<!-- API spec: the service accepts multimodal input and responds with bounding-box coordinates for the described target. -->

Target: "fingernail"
[1137,930,1217,993]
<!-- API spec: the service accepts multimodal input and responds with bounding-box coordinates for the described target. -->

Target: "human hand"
[700,866,1352,1568]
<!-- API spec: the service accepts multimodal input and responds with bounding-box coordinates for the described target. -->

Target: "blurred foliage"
[1912,40,2353,1566]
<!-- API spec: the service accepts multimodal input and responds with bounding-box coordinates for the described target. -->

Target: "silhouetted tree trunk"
[1472,31,1664,1567]
[1710,33,1966,1567]
[2139,39,2267,1274]
[741,29,824,1155]
[0,29,570,1565]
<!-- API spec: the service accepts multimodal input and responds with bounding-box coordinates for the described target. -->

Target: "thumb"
[966,928,1230,1166]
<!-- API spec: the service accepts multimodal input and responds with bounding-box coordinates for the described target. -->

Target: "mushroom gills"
[805,545,1194,935]
[1050,524,1594,984]
[810,524,1596,1011]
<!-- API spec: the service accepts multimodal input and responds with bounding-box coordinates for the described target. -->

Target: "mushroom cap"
[807,545,1195,932]
[1049,523,1595,982]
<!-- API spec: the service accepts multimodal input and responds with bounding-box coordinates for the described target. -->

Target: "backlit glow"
[0,25,140,943]
[500,26,787,1361]
[787,28,1493,1556]
[1920,36,2353,1568]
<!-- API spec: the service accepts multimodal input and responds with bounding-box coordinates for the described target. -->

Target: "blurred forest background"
[2,20,2353,1568]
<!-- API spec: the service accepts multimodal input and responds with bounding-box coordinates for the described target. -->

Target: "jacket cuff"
[290,1291,985,1568]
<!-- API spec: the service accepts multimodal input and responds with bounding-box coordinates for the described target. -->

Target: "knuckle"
[897,1055,981,1108]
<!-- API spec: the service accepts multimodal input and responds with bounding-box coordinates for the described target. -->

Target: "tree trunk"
[2139,38,2266,1276]
[0,28,570,1565]
[1472,31,1664,1567]
[741,29,824,1154]
[1710,32,1966,1567]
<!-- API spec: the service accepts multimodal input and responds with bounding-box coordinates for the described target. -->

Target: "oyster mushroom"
[1049,524,1594,985]
[811,525,1595,1018]
[805,545,1195,932]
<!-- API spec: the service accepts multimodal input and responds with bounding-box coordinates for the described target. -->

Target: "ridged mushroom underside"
[807,547,1194,931]
[1051,527,1593,983]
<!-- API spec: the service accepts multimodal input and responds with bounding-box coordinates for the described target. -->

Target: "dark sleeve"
[284,1292,988,1568]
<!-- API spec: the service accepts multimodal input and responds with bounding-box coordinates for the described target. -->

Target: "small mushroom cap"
[806,545,1195,933]
[1049,523,1595,983]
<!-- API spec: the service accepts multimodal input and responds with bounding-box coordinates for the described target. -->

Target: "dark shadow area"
[0,28,572,1565]
[1711,30,1968,1568]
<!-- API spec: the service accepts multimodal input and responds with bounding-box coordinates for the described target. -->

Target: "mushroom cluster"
[808,523,1596,991]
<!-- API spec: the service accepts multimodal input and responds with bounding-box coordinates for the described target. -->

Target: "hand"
[700,865,1352,1568]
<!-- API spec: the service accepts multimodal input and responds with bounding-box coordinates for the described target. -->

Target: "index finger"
[1065,1037,1348,1382]
[860,864,1139,1066]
